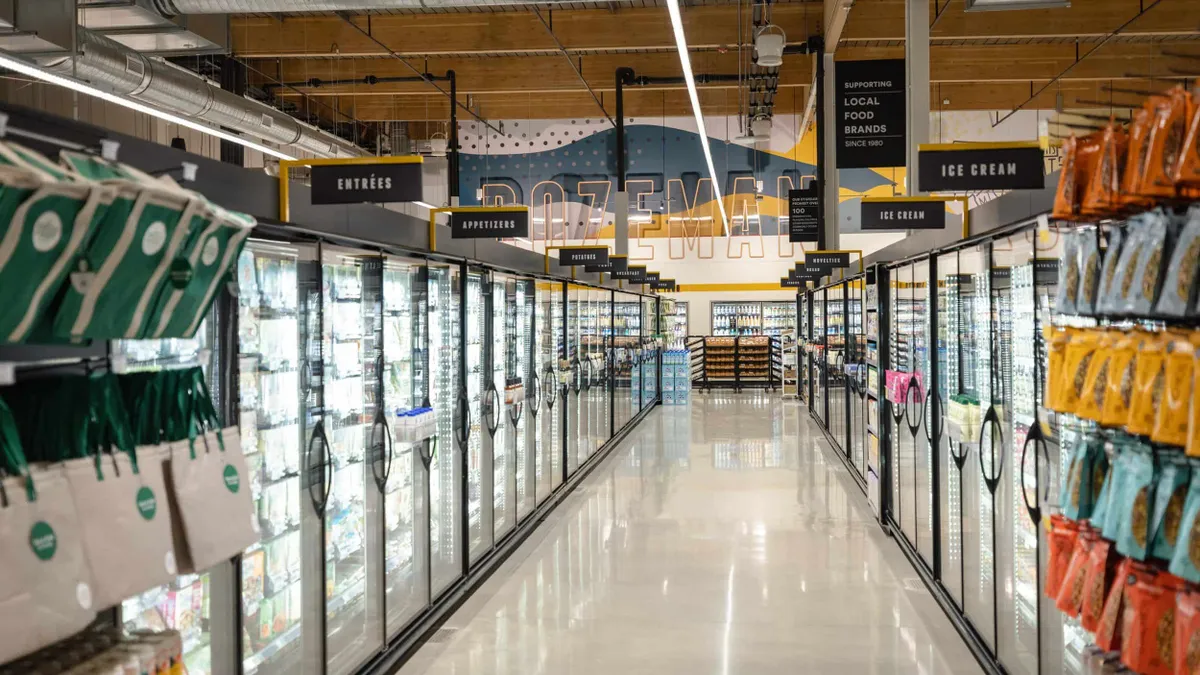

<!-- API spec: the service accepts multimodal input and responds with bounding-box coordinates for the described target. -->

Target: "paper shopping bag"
[0,394,95,664]
[165,426,259,573]
[64,443,177,610]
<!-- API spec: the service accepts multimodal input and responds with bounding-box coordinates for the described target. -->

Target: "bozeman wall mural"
[455,115,908,254]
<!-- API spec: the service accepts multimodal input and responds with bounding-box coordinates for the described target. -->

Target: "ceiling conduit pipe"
[44,28,362,158]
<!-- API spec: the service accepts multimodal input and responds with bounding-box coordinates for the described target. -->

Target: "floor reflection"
[398,394,983,675]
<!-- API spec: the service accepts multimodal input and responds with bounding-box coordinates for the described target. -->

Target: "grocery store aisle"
[395,393,982,675]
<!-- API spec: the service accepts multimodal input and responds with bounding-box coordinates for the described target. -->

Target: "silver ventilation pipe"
[45,29,362,159]
[154,0,607,13]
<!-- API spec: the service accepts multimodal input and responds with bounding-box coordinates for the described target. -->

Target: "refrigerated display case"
[427,263,462,598]
[711,301,796,337]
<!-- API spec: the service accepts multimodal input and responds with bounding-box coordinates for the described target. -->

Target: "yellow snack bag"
[1058,330,1100,415]
[1153,335,1197,447]
[1127,334,1167,436]
[1186,340,1200,457]
[1077,331,1117,422]
[1046,326,1071,411]
[1101,331,1143,428]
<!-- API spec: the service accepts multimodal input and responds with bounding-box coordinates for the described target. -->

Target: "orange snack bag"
[1046,326,1072,412]
[1058,329,1101,416]
[1046,515,1080,599]
[1122,565,1186,675]
[1096,557,1132,652]
[1082,124,1129,219]
[1052,135,1080,220]
[1102,331,1143,427]
[1056,531,1096,617]
[1174,85,1200,188]
[1152,335,1197,447]
[1128,333,1168,436]
[1122,102,1160,210]
[1139,87,1191,200]
[1077,330,1117,422]
[1081,538,1113,633]
[1175,588,1200,675]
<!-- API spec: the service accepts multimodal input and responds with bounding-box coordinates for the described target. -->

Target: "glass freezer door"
[237,240,318,675]
[382,255,427,639]
[320,246,383,675]
[428,263,463,597]
[566,285,584,475]
[912,259,934,567]
[490,275,514,541]
[513,279,536,520]
[466,269,490,565]
[937,250,964,612]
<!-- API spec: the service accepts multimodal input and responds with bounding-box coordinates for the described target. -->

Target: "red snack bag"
[1046,515,1080,600]
[1056,530,1095,617]
[1081,538,1113,633]
[1096,557,1132,652]
[1122,565,1186,675]
[1174,588,1200,675]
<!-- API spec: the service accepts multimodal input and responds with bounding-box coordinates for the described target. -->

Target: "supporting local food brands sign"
[310,161,424,204]
[836,59,906,169]
[449,207,530,239]
[861,198,948,231]
[917,143,1045,191]
[787,183,820,242]
[558,246,609,267]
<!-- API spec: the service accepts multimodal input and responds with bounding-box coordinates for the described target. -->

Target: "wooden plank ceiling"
[228,0,1200,131]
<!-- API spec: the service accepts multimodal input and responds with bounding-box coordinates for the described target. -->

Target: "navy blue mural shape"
[458,124,896,236]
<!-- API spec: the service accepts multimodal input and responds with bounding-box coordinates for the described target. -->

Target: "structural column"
[821,52,839,250]
[905,0,930,194]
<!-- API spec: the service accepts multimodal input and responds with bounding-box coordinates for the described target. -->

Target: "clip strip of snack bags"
[1046,81,1200,675]
[0,139,254,346]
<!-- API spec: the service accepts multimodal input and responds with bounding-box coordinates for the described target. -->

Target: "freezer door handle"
[579,358,591,392]
[455,392,470,447]
[527,373,540,418]
[482,384,501,437]
[904,374,923,437]
[978,405,1003,495]
[305,420,328,517]
[1019,422,1048,527]
[570,357,582,394]
[922,389,941,447]
[544,366,558,409]
[369,410,391,494]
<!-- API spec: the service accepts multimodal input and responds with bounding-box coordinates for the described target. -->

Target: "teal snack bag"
[54,151,200,340]
[1169,466,1200,583]
[1099,440,1132,540]
[1115,444,1156,561]
[1149,457,1191,561]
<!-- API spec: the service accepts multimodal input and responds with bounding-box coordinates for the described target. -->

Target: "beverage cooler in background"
[807,217,1078,675]
[711,301,797,337]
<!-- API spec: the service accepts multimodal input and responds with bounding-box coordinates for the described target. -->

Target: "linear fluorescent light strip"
[664,0,729,232]
[0,51,295,160]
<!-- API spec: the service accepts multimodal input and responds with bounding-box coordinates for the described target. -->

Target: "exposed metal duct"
[45,28,361,158]
[154,0,606,13]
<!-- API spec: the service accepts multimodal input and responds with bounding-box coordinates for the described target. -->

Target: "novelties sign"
[787,183,820,243]
[836,59,906,169]
[311,162,423,205]
[558,246,609,267]
[861,199,948,231]
[449,208,530,239]
[806,251,851,270]
[918,143,1045,191]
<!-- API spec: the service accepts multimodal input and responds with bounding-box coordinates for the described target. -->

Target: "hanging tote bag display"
[164,368,259,573]
[0,395,96,664]
[62,373,176,610]
[53,152,206,341]
[0,142,112,344]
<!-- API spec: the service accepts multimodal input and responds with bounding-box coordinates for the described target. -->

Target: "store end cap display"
[0,141,254,346]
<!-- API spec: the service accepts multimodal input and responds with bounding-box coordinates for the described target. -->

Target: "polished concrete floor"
[397,393,984,675]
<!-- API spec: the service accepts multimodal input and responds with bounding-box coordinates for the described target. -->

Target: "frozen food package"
[1123,209,1174,316]
[1075,228,1102,315]
[1156,206,1200,316]
[1055,230,1080,316]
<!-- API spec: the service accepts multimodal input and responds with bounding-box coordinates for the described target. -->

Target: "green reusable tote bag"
[0,394,96,664]
[55,151,200,341]
[148,206,255,339]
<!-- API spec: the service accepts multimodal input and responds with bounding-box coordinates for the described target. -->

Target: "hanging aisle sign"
[584,260,613,273]
[609,255,629,273]
[612,264,644,281]
[557,246,610,267]
[805,251,852,270]
[836,59,906,169]
[449,207,530,238]
[796,262,831,277]
[310,161,424,205]
[918,142,1045,191]
[645,271,660,284]
[651,278,676,292]
[781,277,807,289]
[787,182,820,242]
[861,198,949,231]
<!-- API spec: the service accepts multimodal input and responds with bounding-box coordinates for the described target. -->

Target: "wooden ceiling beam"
[231,4,824,59]
[842,0,1200,43]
